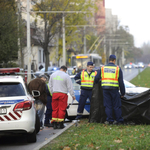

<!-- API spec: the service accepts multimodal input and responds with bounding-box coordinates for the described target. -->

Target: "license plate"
[0,108,7,114]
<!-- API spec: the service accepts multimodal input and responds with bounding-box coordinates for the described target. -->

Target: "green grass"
[41,119,150,150]
[40,67,150,150]
[130,67,150,88]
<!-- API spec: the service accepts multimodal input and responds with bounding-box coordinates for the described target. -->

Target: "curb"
[33,122,75,150]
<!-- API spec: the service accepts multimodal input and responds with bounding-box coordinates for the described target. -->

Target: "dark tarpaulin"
[89,81,150,124]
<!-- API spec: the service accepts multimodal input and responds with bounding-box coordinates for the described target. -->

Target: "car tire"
[27,129,36,143]
[35,113,40,134]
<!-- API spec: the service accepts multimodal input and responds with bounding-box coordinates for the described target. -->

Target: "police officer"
[72,66,76,75]
[74,62,97,120]
[94,55,125,125]
[44,81,53,127]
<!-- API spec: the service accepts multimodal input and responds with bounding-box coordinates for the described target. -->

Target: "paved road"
[123,68,144,81]
[0,67,146,150]
[0,122,73,150]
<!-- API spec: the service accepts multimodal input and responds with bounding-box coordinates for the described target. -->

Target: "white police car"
[0,75,40,143]
[66,76,90,120]
[66,76,149,119]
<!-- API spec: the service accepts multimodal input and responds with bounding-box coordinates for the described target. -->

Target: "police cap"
[87,62,93,66]
[109,55,116,59]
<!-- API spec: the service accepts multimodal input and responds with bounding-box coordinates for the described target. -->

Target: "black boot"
[57,122,65,129]
[53,122,57,129]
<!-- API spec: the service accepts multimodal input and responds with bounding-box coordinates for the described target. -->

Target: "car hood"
[125,87,149,94]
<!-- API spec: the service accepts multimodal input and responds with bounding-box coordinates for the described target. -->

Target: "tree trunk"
[44,49,49,73]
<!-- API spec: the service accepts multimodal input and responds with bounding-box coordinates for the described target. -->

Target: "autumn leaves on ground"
[41,68,150,150]
[41,119,150,150]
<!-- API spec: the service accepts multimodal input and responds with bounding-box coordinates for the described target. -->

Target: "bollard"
[138,68,140,80]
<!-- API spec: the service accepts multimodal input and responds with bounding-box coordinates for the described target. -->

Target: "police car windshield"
[0,82,25,97]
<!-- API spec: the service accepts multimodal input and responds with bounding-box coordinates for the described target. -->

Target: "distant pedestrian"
[77,65,82,73]
[74,62,97,120]
[39,64,43,70]
[94,55,125,125]
[49,66,75,129]
[72,66,77,75]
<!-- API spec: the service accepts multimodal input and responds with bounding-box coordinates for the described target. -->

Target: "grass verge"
[41,119,150,150]
[41,67,150,150]
[130,67,150,88]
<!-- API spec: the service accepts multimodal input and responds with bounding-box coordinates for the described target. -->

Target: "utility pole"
[62,13,66,65]
[27,0,31,83]
[17,0,21,67]
[84,26,86,54]
[66,25,105,54]
[56,24,59,66]
[103,36,106,64]
[31,11,86,66]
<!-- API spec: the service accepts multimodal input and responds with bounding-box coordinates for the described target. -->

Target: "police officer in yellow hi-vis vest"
[94,55,125,125]
[74,62,97,120]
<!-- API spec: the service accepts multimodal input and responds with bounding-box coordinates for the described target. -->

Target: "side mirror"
[32,90,40,97]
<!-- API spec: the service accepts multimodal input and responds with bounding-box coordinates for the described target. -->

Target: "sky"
[105,0,150,48]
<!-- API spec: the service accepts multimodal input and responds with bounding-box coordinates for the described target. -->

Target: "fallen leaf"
[119,149,124,150]
[75,144,80,147]
[88,143,94,148]
[114,139,122,143]
[63,146,71,150]
[140,133,144,138]
[129,134,133,138]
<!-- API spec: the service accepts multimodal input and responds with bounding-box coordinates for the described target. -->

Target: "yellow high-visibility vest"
[47,83,52,96]
[81,70,97,88]
[101,66,119,87]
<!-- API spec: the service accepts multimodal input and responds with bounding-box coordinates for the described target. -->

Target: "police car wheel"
[35,113,40,134]
[27,129,37,143]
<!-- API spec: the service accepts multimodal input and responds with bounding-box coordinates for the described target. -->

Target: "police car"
[66,75,90,120]
[66,75,149,119]
[0,69,40,143]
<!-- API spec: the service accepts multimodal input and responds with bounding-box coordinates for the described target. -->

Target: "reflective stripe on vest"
[81,70,97,88]
[101,66,119,87]
[47,83,52,96]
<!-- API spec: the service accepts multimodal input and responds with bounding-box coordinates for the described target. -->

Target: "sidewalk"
[33,122,75,150]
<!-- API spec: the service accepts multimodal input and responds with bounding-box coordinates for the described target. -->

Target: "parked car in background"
[0,75,40,143]
[66,76,149,119]
[132,63,138,68]
[34,67,59,77]
[138,62,145,68]
[124,63,133,69]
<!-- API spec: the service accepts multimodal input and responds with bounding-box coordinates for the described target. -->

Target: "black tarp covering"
[89,81,150,124]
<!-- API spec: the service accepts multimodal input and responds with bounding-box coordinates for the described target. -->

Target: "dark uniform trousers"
[44,96,52,124]
[77,89,92,119]
[103,89,124,122]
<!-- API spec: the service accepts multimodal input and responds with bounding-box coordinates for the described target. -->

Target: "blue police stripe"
[0,99,24,105]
